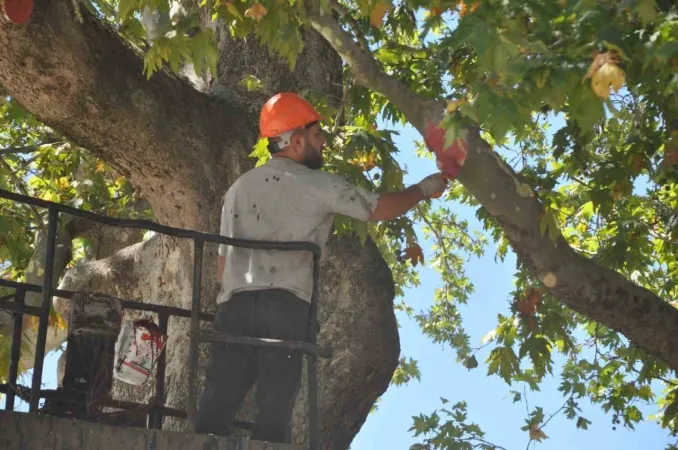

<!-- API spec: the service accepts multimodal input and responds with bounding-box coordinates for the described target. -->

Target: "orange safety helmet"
[259,92,322,138]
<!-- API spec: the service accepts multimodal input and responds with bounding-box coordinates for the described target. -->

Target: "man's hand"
[415,173,448,199]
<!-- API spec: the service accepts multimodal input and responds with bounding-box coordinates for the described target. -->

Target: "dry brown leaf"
[370,1,391,28]
[404,245,425,266]
[244,2,267,21]
[429,5,443,17]
[631,154,646,175]
[517,287,543,317]
[663,149,678,167]
[583,52,625,99]
[348,153,377,171]
[458,0,480,17]
[529,424,549,442]
[446,99,466,113]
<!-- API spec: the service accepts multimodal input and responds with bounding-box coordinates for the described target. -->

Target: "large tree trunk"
[0,1,399,448]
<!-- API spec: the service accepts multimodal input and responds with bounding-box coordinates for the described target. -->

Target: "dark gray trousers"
[194,289,310,443]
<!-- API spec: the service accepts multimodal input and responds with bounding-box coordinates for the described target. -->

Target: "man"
[194,92,447,443]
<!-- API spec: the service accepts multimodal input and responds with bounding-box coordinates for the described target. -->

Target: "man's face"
[297,123,327,170]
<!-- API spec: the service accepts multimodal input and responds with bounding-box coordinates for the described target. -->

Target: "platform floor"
[0,410,298,450]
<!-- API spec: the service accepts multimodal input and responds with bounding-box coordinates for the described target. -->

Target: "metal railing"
[0,188,330,449]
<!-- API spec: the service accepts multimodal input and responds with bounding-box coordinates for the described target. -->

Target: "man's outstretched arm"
[368,185,424,221]
[368,173,447,221]
[327,172,447,223]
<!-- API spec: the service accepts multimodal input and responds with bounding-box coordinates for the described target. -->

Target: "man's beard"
[301,143,324,169]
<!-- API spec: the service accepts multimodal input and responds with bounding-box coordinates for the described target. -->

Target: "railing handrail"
[0,188,321,256]
[0,279,216,321]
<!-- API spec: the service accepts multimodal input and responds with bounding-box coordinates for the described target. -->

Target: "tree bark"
[307,6,678,372]
[1,1,400,448]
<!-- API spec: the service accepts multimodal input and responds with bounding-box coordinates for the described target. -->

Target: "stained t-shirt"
[216,156,380,304]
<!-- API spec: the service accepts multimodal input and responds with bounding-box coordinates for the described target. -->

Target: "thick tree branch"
[307,4,439,132]
[307,4,678,373]
[0,0,256,227]
[328,0,370,53]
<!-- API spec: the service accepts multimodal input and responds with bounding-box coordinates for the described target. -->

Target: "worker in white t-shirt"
[194,92,447,443]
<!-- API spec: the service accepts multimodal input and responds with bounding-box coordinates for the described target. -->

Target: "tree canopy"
[1,0,678,448]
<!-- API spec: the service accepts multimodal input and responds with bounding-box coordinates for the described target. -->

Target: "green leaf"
[519,336,552,378]
[240,74,264,92]
[410,414,429,437]
[636,0,658,26]
[567,81,605,134]
[353,219,369,245]
[393,357,422,386]
[663,391,678,429]
[474,88,528,142]
[576,416,591,430]
[0,215,10,234]
[486,346,520,384]
[457,102,479,123]
[463,355,479,370]
[655,43,678,61]
[538,207,560,242]
[116,0,140,20]
[190,30,219,77]
[375,47,403,64]
[578,201,595,221]
[249,138,271,167]
[511,390,522,403]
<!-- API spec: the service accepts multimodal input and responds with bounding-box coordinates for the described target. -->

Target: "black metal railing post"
[308,253,321,450]
[187,238,204,424]
[6,289,25,411]
[152,311,169,429]
[30,206,59,412]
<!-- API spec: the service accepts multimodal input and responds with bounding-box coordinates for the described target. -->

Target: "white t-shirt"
[216,157,380,304]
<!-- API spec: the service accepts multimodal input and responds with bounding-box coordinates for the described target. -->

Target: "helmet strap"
[268,130,295,153]
[267,141,282,154]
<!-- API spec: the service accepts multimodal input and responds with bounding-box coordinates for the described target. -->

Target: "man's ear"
[290,133,305,152]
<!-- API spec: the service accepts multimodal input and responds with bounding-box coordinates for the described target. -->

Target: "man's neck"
[271,154,301,165]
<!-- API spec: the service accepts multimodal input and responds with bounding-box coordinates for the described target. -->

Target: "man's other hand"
[416,173,448,199]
